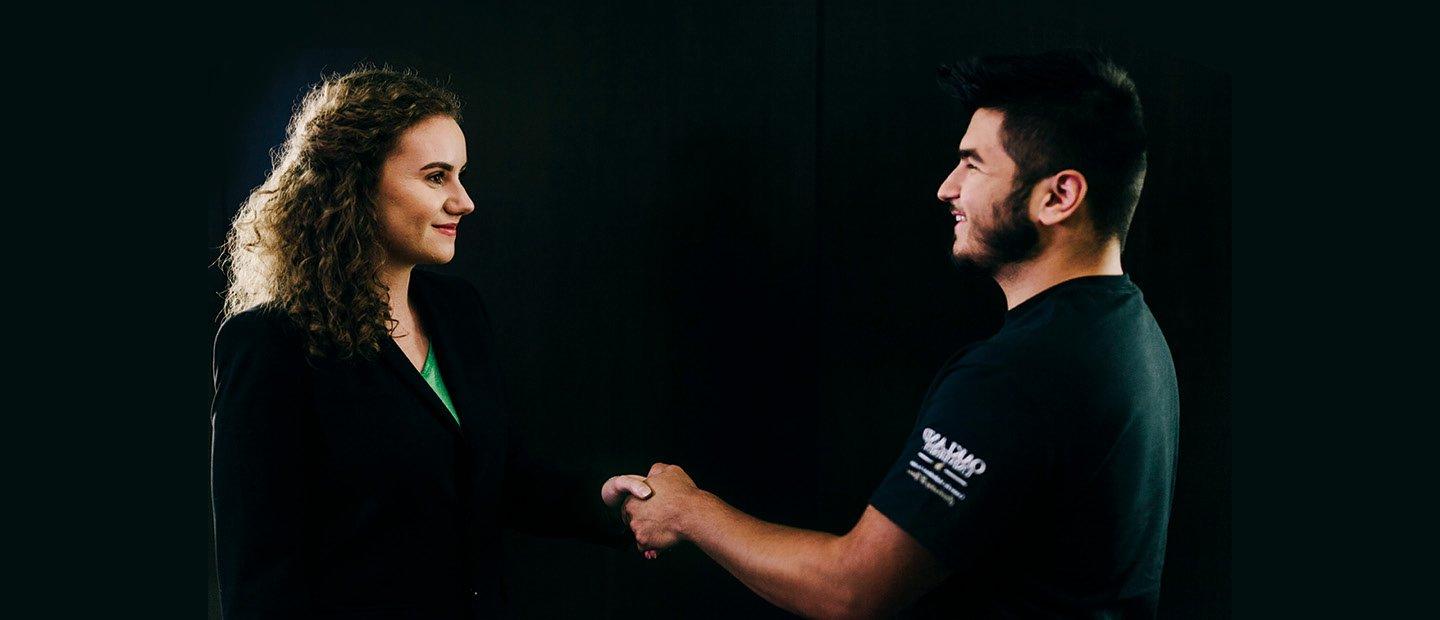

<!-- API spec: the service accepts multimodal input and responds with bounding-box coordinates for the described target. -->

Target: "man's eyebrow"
[957,148,985,165]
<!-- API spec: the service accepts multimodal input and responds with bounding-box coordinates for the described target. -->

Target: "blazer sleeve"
[501,421,632,547]
[460,283,632,548]
[210,310,313,618]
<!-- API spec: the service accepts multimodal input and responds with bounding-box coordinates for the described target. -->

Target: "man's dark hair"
[939,49,1147,246]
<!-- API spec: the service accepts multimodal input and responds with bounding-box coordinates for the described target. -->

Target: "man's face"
[935,108,1039,273]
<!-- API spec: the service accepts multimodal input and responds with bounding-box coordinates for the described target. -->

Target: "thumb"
[601,474,652,506]
[618,475,653,500]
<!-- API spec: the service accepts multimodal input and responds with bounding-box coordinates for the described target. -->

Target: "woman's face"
[375,115,475,267]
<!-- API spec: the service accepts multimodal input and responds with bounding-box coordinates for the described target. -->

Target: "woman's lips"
[433,223,457,237]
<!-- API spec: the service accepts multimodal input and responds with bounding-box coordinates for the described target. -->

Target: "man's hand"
[623,462,705,553]
[613,464,950,616]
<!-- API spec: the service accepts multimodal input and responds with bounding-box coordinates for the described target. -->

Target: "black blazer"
[211,269,626,619]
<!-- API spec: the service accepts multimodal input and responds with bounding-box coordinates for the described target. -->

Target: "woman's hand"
[601,473,661,558]
[601,474,653,508]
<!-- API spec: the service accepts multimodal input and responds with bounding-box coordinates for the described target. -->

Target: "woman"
[212,66,650,619]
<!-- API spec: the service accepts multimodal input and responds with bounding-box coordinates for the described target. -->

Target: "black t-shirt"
[869,274,1179,619]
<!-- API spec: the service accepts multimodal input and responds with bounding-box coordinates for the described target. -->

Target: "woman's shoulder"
[213,303,304,355]
[211,304,316,395]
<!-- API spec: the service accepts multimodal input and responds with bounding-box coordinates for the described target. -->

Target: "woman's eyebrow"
[419,161,454,172]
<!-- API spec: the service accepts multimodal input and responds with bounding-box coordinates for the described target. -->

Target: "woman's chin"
[413,243,456,265]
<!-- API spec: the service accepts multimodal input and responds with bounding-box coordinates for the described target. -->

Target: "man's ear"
[1035,170,1088,226]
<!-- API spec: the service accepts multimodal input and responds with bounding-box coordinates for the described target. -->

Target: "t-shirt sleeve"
[868,361,1044,571]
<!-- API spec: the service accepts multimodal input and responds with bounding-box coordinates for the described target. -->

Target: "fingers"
[601,474,653,507]
[618,475,654,500]
[634,541,661,559]
[648,462,670,477]
[601,476,625,507]
[621,494,645,524]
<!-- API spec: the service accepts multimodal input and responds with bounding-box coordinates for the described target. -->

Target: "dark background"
[205,1,1229,617]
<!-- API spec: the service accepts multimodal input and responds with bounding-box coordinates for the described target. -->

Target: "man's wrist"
[677,489,721,543]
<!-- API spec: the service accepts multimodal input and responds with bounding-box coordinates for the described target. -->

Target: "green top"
[419,345,461,427]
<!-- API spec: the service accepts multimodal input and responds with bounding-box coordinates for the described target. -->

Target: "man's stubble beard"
[952,180,1041,275]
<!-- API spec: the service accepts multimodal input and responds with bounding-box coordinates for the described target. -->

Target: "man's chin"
[950,248,998,276]
[951,241,972,262]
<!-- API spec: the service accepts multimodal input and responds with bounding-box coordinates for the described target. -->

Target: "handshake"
[599,463,705,559]
[593,461,951,618]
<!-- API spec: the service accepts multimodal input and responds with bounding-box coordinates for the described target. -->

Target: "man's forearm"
[680,491,864,619]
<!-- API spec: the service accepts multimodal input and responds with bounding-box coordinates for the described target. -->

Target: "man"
[601,49,1179,618]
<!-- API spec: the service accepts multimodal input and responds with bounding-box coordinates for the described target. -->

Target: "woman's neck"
[380,262,416,332]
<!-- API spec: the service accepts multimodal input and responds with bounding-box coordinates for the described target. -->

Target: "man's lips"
[951,209,967,224]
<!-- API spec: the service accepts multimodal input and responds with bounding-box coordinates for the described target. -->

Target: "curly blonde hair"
[219,65,462,359]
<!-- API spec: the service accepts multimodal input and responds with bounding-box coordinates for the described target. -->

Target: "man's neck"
[993,239,1123,310]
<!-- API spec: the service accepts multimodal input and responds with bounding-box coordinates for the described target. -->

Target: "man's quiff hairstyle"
[939,49,1148,246]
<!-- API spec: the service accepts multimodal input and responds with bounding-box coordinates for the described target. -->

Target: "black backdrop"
[207,2,1229,617]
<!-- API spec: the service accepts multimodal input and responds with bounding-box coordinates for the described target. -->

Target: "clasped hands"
[600,463,705,558]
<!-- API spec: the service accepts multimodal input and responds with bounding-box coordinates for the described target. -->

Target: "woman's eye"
[427,172,445,184]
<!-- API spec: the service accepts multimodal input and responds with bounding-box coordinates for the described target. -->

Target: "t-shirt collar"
[1004,273,1132,321]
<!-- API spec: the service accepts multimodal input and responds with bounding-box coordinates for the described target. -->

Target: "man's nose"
[937,165,964,203]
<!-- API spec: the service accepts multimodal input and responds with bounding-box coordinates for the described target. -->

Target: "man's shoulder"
[927,352,1030,418]
[941,333,1038,388]
[996,280,1160,365]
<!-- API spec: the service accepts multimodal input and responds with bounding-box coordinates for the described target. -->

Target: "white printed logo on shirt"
[905,427,988,507]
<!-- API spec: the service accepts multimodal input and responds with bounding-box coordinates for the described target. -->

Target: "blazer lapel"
[412,272,495,429]
[409,270,507,481]
[381,286,464,437]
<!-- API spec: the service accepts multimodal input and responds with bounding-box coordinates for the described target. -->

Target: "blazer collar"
[380,270,466,437]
